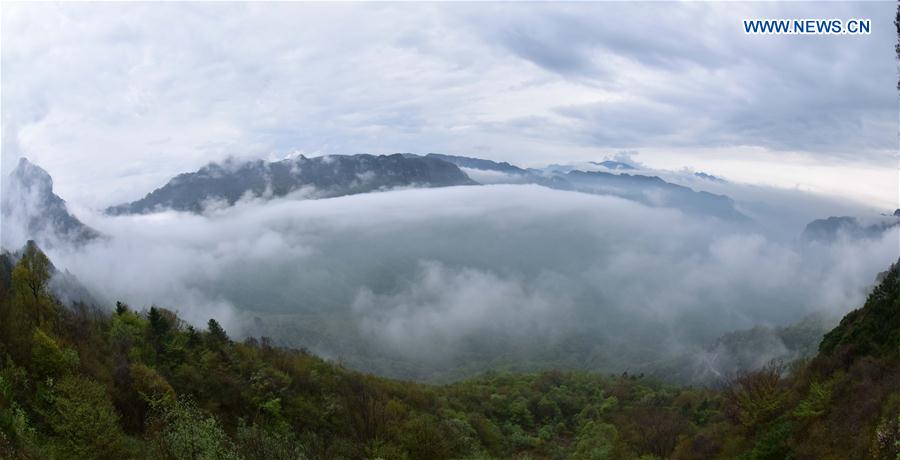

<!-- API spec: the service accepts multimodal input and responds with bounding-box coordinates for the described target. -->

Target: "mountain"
[106,152,746,220]
[693,171,726,183]
[423,153,528,174]
[563,170,747,220]
[801,214,900,242]
[682,313,836,384]
[1,241,98,308]
[416,154,748,220]
[106,154,477,215]
[683,260,900,459]
[1,158,100,248]
[819,261,900,358]
[1,233,898,459]
[589,160,636,170]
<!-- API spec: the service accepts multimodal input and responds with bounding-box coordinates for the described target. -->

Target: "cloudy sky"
[2,2,896,209]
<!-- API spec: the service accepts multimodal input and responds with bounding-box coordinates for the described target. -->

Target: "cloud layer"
[2,2,895,208]
[33,184,899,380]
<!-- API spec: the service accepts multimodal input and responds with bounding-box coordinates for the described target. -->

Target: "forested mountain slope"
[0,244,897,459]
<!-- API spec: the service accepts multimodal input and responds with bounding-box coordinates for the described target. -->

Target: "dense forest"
[0,242,898,459]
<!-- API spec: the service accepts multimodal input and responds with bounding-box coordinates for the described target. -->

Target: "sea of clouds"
[10,183,890,381]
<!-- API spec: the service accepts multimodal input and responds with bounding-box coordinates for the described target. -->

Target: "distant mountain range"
[801,213,900,242]
[421,153,528,174]
[106,153,476,215]
[414,153,748,221]
[98,152,750,220]
[30,151,900,251]
[1,153,756,254]
[563,170,747,220]
[10,153,900,244]
[1,158,100,248]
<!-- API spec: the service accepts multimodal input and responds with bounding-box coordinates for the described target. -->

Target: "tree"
[150,397,239,460]
[30,329,78,379]
[723,362,788,433]
[572,421,620,460]
[207,319,228,344]
[148,307,171,339]
[46,376,129,459]
[10,241,53,327]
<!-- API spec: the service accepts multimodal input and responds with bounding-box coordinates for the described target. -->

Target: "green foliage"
[45,375,129,459]
[11,241,53,327]
[723,362,788,433]
[572,421,619,459]
[110,308,146,352]
[0,367,38,458]
[235,419,306,460]
[820,261,900,359]
[0,244,897,460]
[30,329,78,379]
[130,362,175,404]
[207,318,228,344]
[151,397,239,460]
[148,307,171,339]
[793,380,832,419]
[739,420,793,460]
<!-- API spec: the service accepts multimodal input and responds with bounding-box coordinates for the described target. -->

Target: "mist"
[22,182,896,381]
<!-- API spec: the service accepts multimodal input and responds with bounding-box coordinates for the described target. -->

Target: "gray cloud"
[483,2,896,157]
[1,2,895,209]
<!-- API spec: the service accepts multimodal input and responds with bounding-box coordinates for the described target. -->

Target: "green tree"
[4,243,54,361]
[572,421,620,460]
[46,375,129,459]
[30,329,78,379]
[11,241,52,326]
[207,318,228,344]
[151,397,240,460]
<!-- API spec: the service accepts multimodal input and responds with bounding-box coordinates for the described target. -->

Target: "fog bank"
[30,184,900,380]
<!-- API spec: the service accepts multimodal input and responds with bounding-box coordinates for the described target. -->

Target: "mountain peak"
[1,158,99,249]
[589,160,636,170]
[11,157,54,194]
[802,213,900,242]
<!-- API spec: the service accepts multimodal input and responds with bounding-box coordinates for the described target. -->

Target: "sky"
[2,2,897,209]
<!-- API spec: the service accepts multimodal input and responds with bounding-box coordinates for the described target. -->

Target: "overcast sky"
[2,2,897,209]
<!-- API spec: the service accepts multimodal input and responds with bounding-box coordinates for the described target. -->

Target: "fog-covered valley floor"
[20,180,895,383]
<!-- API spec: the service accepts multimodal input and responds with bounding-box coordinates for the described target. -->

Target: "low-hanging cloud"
[352,261,570,355]
[25,183,898,381]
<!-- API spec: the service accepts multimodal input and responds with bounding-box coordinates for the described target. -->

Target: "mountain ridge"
[402,153,750,220]
[1,158,100,248]
[106,153,477,215]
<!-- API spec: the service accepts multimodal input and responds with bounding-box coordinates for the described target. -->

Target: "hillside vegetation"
[0,242,897,459]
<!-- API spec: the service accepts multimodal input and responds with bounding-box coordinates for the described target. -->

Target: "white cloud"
[1,2,895,209]
[28,184,898,377]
